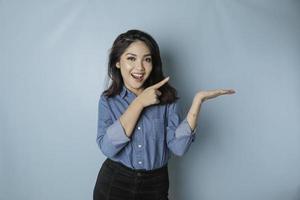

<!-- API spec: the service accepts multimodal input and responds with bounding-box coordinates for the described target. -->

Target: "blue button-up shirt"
[96,85,197,170]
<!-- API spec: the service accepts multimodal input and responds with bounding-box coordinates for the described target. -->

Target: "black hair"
[103,29,179,104]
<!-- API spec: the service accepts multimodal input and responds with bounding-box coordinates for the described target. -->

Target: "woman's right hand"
[135,77,170,108]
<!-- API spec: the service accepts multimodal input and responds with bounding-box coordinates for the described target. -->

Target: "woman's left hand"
[196,89,236,103]
[186,88,236,132]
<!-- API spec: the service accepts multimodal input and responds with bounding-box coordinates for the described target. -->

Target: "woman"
[93,29,235,200]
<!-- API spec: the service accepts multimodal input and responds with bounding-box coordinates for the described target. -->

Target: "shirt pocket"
[151,118,165,140]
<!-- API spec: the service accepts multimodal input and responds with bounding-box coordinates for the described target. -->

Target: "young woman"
[93,29,235,200]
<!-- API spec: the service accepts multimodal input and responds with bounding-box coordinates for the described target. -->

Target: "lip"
[131,73,145,81]
[131,73,145,77]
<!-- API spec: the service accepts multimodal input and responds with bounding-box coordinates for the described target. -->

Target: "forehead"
[123,41,151,56]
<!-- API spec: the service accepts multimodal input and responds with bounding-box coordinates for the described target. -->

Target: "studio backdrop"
[1,0,300,200]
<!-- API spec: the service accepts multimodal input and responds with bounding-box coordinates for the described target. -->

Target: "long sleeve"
[166,100,197,156]
[96,95,130,158]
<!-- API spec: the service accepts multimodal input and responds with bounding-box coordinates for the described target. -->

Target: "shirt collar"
[120,85,138,99]
[120,85,128,99]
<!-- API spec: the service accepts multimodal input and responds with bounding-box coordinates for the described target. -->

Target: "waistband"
[104,158,168,177]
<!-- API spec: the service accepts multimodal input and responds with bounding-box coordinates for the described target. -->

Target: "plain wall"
[1,0,300,199]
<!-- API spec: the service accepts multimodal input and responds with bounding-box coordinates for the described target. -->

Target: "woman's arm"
[120,77,170,137]
[119,99,144,138]
[186,89,236,131]
[186,95,203,132]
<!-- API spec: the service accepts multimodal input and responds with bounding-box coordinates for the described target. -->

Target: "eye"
[127,57,136,61]
[145,57,152,62]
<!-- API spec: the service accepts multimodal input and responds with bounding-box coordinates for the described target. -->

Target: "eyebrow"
[125,53,152,57]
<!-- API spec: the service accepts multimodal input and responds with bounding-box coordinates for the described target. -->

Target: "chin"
[131,80,145,87]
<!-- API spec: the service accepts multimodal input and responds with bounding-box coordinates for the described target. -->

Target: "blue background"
[1,0,300,199]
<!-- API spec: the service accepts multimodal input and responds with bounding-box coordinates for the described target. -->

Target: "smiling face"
[116,40,153,96]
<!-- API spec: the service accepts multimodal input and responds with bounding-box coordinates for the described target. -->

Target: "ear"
[116,62,120,69]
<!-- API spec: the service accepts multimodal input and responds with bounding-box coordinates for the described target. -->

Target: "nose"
[135,60,145,70]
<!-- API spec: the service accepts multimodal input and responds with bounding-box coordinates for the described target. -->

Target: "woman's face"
[116,40,153,96]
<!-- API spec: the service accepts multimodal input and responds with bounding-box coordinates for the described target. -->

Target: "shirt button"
[138,144,142,148]
[137,126,141,130]
[138,161,142,165]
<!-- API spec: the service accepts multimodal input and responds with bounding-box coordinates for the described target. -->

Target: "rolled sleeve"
[107,118,130,147]
[96,95,130,158]
[176,117,197,142]
[166,101,197,156]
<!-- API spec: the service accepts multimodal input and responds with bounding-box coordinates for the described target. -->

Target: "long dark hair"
[102,29,179,104]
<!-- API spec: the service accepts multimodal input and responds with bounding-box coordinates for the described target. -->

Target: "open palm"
[197,89,236,102]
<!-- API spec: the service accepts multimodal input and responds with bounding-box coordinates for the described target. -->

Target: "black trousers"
[93,158,169,200]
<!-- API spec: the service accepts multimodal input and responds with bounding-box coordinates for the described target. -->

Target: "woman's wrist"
[133,98,145,110]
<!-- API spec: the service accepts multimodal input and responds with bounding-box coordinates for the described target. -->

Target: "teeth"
[131,73,144,80]
[131,73,144,79]
[132,73,143,77]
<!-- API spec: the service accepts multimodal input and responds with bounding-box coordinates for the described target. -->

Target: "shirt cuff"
[175,117,197,138]
[107,118,130,146]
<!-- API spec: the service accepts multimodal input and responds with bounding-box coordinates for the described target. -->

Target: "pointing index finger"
[152,77,170,89]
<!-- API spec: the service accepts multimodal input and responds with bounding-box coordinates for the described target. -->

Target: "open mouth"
[131,73,144,81]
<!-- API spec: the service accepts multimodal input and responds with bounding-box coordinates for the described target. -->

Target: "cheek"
[144,61,152,69]
[123,63,134,72]
[147,65,153,74]
[120,64,133,75]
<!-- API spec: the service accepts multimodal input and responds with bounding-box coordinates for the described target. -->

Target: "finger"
[221,89,235,94]
[155,90,162,96]
[152,77,170,89]
[228,89,236,94]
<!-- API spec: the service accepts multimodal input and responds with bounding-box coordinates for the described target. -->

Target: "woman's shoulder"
[99,90,118,100]
[98,92,106,102]
[164,98,181,113]
[98,91,122,107]
[166,98,179,106]
[98,92,113,106]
